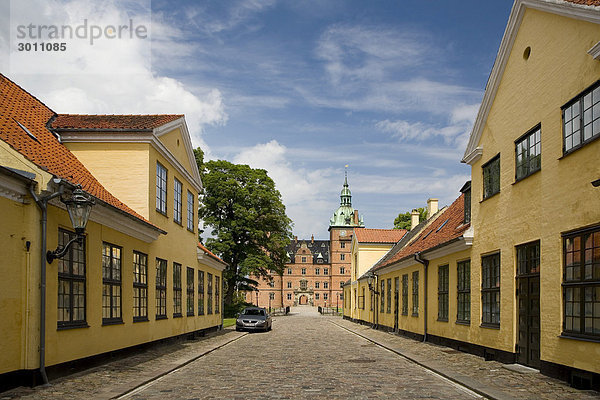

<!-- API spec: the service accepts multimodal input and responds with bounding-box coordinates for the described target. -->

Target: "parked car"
[236,307,272,332]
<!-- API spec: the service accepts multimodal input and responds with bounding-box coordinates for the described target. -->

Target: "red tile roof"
[562,0,600,5]
[375,194,469,270]
[354,228,407,244]
[0,74,161,231]
[198,242,228,266]
[52,114,183,131]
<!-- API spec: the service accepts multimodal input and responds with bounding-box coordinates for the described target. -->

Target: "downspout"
[29,181,64,385]
[414,252,429,343]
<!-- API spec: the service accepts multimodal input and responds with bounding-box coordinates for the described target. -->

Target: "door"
[394,277,399,331]
[517,275,540,368]
[299,295,307,305]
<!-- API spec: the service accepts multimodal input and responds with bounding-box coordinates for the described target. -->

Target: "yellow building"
[0,74,226,389]
[346,228,407,322]
[461,0,600,386]
[344,0,600,389]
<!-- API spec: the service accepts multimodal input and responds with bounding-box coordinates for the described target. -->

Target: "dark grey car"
[235,307,272,332]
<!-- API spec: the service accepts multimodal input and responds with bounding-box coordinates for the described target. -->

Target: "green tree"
[393,207,427,230]
[198,159,292,307]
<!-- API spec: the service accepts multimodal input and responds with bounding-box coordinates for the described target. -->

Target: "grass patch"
[223,318,236,328]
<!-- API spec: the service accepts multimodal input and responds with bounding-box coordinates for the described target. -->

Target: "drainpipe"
[414,252,429,343]
[29,180,64,385]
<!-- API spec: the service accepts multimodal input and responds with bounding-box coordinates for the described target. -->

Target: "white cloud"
[232,140,340,239]
[1,0,227,153]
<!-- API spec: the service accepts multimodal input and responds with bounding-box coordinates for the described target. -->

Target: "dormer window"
[461,181,471,224]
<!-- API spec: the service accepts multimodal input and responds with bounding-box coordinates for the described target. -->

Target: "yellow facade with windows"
[0,81,226,386]
[462,3,600,377]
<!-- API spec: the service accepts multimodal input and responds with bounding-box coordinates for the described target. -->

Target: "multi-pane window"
[462,182,471,225]
[301,268,306,275]
[174,178,182,224]
[401,274,408,315]
[57,229,86,327]
[156,162,167,214]
[438,265,449,321]
[269,292,275,300]
[287,293,292,300]
[324,293,328,300]
[340,281,344,288]
[316,293,320,300]
[300,280,307,290]
[324,268,329,275]
[515,126,541,180]
[341,254,345,261]
[457,260,471,323]
[133,251,148,322]
[156,258,167,319]
[187,267,195,316]
[215,276,220,314]
[287,268,292,275]
[482,253,500,326]
[207,273,213,314]
[102,243,122,323]
[412,271,419,316]
[563,227,600,338]
[386,278,392,313]
[301,256,306,263]
[517,241,540,276]
[287,281,292,288]
[340,242,345,248]
[562,82,600,154]
[340,267,345,274]
[187,191,195,231]
[380,280,385,313]
[482,155,500,199]
[315,282,320,289]
[198,270,204,315]
[315,268,320,275]
[359,287,365,309]
[324,282,329,289]
[173,263,182,317]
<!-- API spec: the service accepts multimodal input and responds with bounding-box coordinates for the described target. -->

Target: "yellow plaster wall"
[65,142,150,218]
[157,127,195,177]
[471,9,600,371]
[425,250,473,343]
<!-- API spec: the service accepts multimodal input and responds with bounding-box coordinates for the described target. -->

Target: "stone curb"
[96,329,248,400]
[330,320,516,400]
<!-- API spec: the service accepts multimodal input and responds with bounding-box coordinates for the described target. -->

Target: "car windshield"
[242,309,265,316]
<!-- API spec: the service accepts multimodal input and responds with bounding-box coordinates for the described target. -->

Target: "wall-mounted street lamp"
[366,271,379,294]
[46,186,95,263]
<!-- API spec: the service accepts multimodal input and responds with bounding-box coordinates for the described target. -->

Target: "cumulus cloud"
[232,140,340,239]
[1,0,227,151]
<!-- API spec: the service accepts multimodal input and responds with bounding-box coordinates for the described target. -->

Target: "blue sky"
[1,0,514,239]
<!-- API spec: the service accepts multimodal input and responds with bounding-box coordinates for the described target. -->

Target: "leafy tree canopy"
[393,207,427,230]
[197,158,292,305]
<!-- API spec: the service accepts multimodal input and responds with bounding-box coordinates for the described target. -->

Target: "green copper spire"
[329,170,365,228]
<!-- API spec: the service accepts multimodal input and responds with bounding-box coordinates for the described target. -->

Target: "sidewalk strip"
[330,320,512,400]
[112,331,248,399]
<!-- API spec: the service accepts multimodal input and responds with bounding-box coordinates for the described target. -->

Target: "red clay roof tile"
[354,228,407,244]
[562,0,600,6]
[52,114,183,131]
[0,74,160,230]
[375,194,469,270]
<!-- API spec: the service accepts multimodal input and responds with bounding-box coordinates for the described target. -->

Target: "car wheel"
[235,327,241,332]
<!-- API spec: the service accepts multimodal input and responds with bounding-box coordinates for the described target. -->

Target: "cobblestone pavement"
[333,318,600,400]
[3,308,599,400]
[119,307,481,399]
[2,328,247,400]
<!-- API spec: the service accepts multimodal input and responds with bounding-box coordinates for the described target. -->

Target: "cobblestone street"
[3,308,600,399]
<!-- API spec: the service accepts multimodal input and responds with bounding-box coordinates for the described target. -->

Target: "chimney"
[354,210,359,225]
[411,209,420,230]
[427,198,439,218]
[311,234,314,243]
